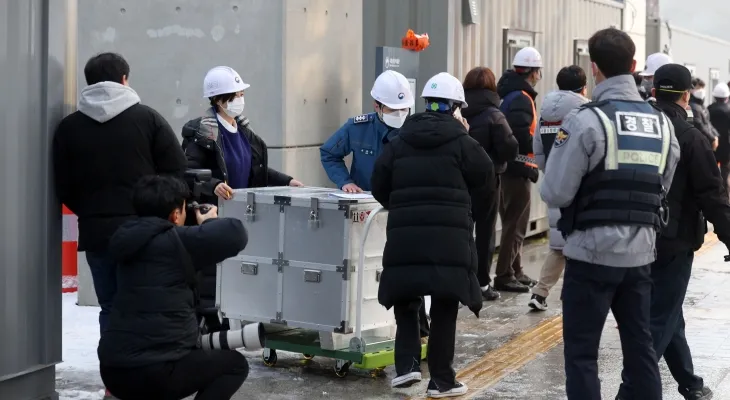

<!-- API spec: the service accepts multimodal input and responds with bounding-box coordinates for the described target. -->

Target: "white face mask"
[223,97,245,117]
[381,109,409,129]
[692,89,705,100]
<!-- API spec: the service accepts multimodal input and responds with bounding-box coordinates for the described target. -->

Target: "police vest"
[557,100,673,236]
[539,119,562,161]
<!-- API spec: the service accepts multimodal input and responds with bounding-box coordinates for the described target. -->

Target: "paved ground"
[57,233,730,399]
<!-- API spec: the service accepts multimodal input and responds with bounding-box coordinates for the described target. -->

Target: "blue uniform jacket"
[320,112,392,191]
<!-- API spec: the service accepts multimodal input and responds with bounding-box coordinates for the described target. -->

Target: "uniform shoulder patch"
[353,114,369,124]
[553,129,570,148]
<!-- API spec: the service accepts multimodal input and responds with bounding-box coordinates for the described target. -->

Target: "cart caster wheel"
[334,360,352,378]
[370,367,385,378]
[262,349,277,367]
[303,354,314,360]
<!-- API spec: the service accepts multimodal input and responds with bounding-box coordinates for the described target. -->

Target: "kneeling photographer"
[98,175,248,400]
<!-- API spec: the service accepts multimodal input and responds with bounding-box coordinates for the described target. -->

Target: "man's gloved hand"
[196,205,218,225]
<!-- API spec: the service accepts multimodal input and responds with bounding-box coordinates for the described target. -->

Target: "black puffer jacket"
[181,109,291,307]
[709,100,730,163]
[462,89,519,175]
[371,112,493,317]
[497,71,539,182]
[689,95,718,147]
[98,217,247,368]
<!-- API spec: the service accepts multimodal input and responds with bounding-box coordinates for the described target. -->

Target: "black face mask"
[641,80,653,96]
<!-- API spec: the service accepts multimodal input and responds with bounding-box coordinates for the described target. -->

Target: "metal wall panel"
[648,20,730,107]
[0,0,69,398]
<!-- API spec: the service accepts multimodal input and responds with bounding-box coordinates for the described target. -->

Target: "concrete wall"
[77,0,363,189]
[647,19,730,105]
[0,0,73,398]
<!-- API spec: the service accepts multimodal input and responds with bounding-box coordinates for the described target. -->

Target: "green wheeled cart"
[259,329,427,378]
[256,206,425,377]
[217,190,424,378]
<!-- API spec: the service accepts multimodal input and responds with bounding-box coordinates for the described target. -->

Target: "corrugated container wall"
[0,0,71,399]
[647,19,730,106]
[364,0,624,112]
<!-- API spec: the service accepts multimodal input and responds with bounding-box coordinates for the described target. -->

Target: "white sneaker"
[427,382,468,398]
[391,371,422,388]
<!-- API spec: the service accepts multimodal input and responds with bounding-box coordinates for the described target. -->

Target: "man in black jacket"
[98,175,248,400]
[53,53,186,336]
[709,82,730,197]
[495,47,543,292]
[689,78,719,149]
[616,64,728,400]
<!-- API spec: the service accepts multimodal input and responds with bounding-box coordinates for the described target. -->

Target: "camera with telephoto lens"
[184,169,214,216]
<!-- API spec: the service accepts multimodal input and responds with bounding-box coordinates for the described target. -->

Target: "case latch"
[241,262,258,276]
[308,197,320,229]
[244,192,256,222]
[304,269,321,283]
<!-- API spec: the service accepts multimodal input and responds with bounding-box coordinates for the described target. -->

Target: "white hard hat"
[639,53,673,77]
[713,82,730,98]
[421,72,468,108]
[513,47,543,68]
[370,70,415,109]
[203,66,250,98]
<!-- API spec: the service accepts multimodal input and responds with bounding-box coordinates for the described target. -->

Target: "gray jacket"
[534,90,589,250]
[539,75,680,267]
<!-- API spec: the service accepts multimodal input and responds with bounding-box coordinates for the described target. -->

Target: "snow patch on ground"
[60,293,101,372]
[58,389,104,400]
[57,293,104,399]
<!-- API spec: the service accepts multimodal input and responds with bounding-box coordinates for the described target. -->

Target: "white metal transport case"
[216,187,421,376]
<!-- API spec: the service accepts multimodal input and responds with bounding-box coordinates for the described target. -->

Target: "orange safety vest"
[515,90,538,169]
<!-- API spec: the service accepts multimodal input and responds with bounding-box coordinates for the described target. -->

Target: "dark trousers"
[721,161,730,200]
[393,297,459,389]
[562,259,661,400]
[495,175,531,283]
[86,251,117,334]
[618,250,703,398]
[474,177,500,287]
[101,349,249,400]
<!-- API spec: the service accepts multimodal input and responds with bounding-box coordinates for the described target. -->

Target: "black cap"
[653,64,692,93]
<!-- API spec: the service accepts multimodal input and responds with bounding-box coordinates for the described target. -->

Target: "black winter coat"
[689,95,718,147]
[98,217,247,368]
[497,71,540,182]
[181,110,292,307]
[654,102,730,253]
[371,112,494,316]
[53,105,187,252]
[708,101,730,163]
[462,89,519,175]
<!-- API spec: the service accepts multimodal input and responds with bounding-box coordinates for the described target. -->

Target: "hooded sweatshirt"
[52,82,186,251]
[533,90,589,250]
